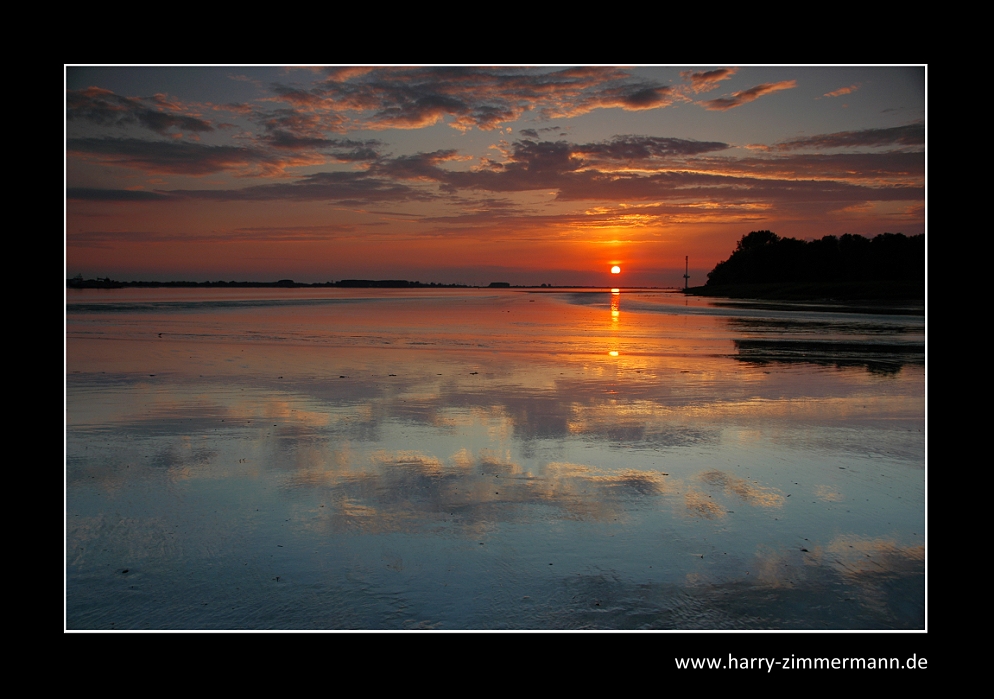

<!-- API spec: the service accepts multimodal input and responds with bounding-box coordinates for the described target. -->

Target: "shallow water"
[65,288,925,629]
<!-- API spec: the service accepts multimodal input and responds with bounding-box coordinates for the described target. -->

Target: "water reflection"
[609,289,621,356]
[732,339,923,373]
[725,314,924,373]
[66,288,924,629]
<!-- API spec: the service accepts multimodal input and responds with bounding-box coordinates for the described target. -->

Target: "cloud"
[477,148,923,204]
[368,136,923,210]
[177,133,921,208]
[66,137,276,175]
[525,126,568,138]
[216,102,255,115]
[66,131,376,176]
[370,149,465,180]
[700,80,797,111]
[66,223,372,247]
[824,83,860,97]
[68,171,430,207]
[321,66,376,82]
[363,136,730,197]
[67,89,381,174]
[546,170,922,204]
[680,67,737,93]
[261,67,680,132]
[262,131,383,161]
[569,84,675,114]
[66,87,213,135]
[179,170,433,204]
[572,135,729,161]
[723,152,924,182]
[66,131,923,219]
[66,188,171,202]
[775,122,925,150]
[270,84,325,107]
[254,106,329,136]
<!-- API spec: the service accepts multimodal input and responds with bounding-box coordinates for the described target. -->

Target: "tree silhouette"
[706,231,924,287]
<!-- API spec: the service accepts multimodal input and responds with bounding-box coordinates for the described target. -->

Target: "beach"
[65,287,925,630]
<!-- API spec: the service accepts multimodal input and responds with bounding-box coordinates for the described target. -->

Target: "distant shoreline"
[65,278,678,291]
[66,278,926,310]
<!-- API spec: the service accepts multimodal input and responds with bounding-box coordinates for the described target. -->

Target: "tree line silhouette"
[706,231,924,287]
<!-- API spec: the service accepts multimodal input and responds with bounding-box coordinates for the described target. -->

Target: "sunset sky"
[65,66,925,287]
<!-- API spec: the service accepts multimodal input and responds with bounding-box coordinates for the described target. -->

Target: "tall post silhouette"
[684,256,690,289]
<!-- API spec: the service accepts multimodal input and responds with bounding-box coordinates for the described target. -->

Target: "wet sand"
[65,288,925,629]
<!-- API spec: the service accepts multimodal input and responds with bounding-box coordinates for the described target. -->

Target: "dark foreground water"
[65,288,925,629]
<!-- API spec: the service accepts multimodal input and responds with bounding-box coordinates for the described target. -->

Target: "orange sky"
[66,66,925,286]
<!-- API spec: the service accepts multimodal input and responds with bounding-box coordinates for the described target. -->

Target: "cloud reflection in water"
[66,288,924,629]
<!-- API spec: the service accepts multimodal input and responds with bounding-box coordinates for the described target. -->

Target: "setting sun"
[611,266,621,274]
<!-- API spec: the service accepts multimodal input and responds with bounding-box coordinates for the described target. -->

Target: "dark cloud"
[270,84,324,106]
[68,223,363,245]
[364,140,575,194]
[255,107,326,135]
[178,170,432,204]
[330,145,382,162]
[66,188,171,202]
[67,89,380,173]
[66,130,922,215]
[573,135,729,161]
[372,137,728,196]
[370,150,462,180]
[264,67,678,132]
[218,102,254,115]
[680,68,737,93]
[450,140,577,192]
[375,92,477,129]
[578,84,674,112]
[418,197,531,224]
[450,143,921,205]
[726,152,924,180]
[67,87,213,135]
[67,167,432,207]
[552,170,922,204]
[701,80,797,111]
[373,136,725,193]
[67,229,183,246]
[66,137,272,175]
[69,157,921,214]
[343,136,921,208]
[263,131,382,161]
[776,122,925,150]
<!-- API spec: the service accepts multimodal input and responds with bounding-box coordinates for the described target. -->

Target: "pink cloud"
[701,80,797,111]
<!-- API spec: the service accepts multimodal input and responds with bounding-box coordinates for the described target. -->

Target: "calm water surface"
[65,288,925,629]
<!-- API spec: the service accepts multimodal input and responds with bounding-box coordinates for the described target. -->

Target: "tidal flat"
[65,288,925,630]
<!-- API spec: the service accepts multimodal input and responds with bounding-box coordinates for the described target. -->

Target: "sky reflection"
[66,288,924,629]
